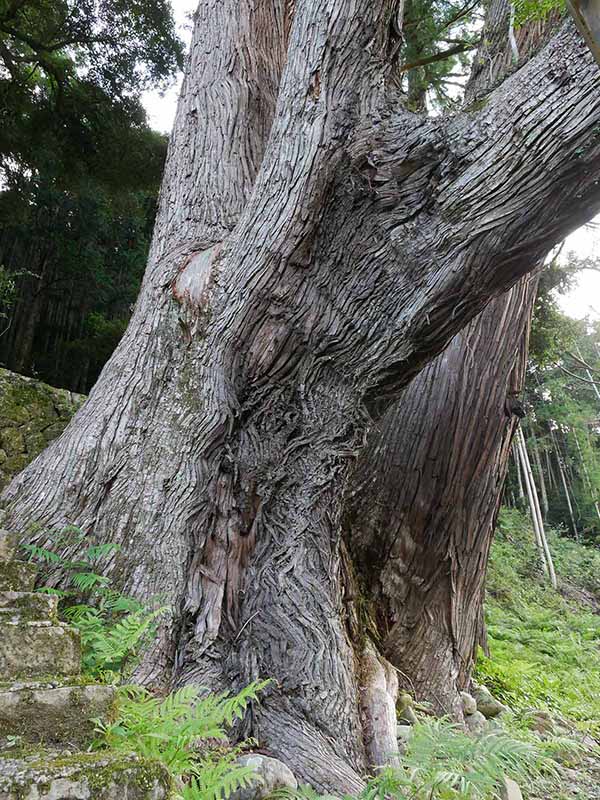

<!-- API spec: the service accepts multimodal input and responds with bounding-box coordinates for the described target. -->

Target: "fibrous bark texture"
[466,0,562,101]
[3,0,600,791]
[345,276,537,717]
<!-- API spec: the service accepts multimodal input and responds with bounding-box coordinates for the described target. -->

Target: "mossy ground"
[476,508,600,737]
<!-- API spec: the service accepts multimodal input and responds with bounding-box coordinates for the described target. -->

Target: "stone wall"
[0,369,85,491]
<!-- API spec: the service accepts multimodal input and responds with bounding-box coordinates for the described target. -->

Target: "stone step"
[0,561,37,593]
[0,622,80,681]
[0,751,172,799]
[0,531,18,562]
[0,592,58,623]
[0,681,115,748]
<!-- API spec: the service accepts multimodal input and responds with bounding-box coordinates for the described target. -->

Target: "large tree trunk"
[3,1,600,791]
[345,275,537,718]
[340,0,559,721]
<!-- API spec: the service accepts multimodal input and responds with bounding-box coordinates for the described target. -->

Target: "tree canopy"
[0,0,182,187]
[0,0,180,390]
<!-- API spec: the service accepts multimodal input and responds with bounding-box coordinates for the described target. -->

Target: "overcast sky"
[143,0,600,321]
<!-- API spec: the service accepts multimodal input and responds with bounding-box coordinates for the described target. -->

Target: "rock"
[0,531,18,562]
[472,684,508,719]
[0,682,115,747]
[0,751,171,799]
[397,692,418,725]
[0,368,85,492]
[398,705,418,725]
[0,592,58,623]
[524,709,555,736]
[464,710,487,735]
[485,717,503,732]
[396,723,413,743]
[0,561,37,593]
[0,622,81,681]
[396,723,412,754]
[229,754,297,800]
[500,776,524,800]
[460,691,477,716]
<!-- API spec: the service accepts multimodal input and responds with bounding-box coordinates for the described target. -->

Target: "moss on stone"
[0,751,172,799]
[0,683,116,748]
[0,622,81,681]
[0,562,37,592]
[0,369,85,491]
[0,591,58,624]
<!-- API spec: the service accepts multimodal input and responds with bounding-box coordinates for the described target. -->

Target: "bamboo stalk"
[516,428,557,588]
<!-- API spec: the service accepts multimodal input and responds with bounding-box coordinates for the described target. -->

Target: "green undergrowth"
[277,718,560,799]
[22,526,164,682]
[93,682,269,800]
[476,508,600,736]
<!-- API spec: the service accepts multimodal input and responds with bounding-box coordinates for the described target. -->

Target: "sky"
[143,0,600,322]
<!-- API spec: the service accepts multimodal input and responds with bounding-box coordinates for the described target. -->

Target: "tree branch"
[555,363,600,387]
[399,41,478,73]
[566,351,600,376]
[346,20,600,397]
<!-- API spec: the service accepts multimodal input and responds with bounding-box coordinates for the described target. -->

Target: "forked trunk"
[3,1,600,791]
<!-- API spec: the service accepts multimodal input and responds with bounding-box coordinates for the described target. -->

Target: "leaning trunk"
[344,276,536,716]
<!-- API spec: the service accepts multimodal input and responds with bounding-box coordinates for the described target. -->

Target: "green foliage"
[401,0,480,111]
[0,0,174,391]
[95,682,270,800]
[511,299,600,541]
[528,257,579,367]
[64,599,165,681]
[475,509,600,735]
[0,0,183,92]
[514,0,566,26]
[0,0,182,185]
[0,174,159,391]
[0,265,15,320]
[22,527,162,680]
[278,718,552,799]
[22,526,116,589]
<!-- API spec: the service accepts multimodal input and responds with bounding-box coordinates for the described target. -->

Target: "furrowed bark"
[340,0,567,717]
[3,2,600,791]
[2,0,291,684]
[466,0,562,102]
[345,276,537,716]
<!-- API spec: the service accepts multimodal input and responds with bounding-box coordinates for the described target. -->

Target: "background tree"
[506,312,600,541]
[0,0,181,390]
[0,175,162,390]
[3,0,600,793]
[0,0,182,183]
[399,0,481,110]
[345,275,537,718]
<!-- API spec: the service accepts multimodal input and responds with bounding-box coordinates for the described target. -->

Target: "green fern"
[378,719,544,799]
[22,528,159,681]
[64,604,165,679]
[95,681,269,798]
[514,0,565,26]
[176,751,258,800]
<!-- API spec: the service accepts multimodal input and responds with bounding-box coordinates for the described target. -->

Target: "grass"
[476,508,600,737]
